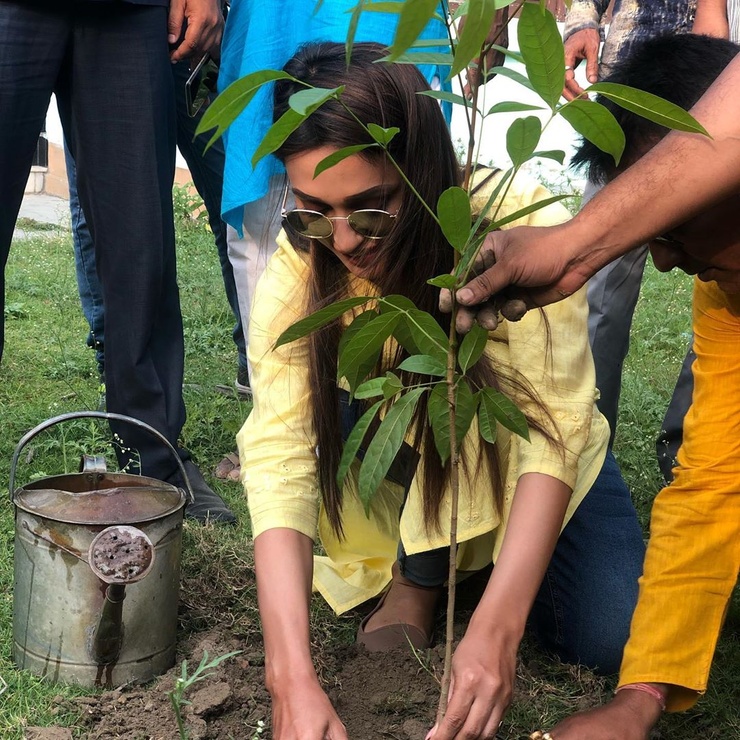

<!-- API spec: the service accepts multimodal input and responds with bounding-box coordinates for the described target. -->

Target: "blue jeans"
[397,451,644,675]
[65,60,246,378]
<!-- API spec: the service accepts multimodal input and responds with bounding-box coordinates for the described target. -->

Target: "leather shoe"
[170,459,236,524]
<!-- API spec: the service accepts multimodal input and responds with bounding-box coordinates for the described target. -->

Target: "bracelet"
[615,683,667,712]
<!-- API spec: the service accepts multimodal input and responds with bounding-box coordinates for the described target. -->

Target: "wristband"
[615,682,667,712]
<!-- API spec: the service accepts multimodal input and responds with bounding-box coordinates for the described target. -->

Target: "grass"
[0,198,737,737]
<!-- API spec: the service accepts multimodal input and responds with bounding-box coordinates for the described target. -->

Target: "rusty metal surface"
[13,510,182,687]
[88,526,154,584]
[14,473,185,524]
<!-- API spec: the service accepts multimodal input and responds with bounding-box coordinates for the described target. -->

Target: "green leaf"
[253,87,343,167]
[457,324,488,373]
[195,69,294,149]
[288,86,343,115]
[397,354,447,376]
[451,0,500,78]
[354,377,387,399]
[367,123,400,146]
[506,116,541,168]
[339,309,376,352]
[339,310,378,394]
[358,388,426,509]
[478,387,530,441]
[476,394,498,444]
[336,399,383,488]
[437,186,472,252]
[484,193,570,231]
[400,309,449,362]
[488,66,534,92]
[346,0,367,64]
[378,294,417,313]
[275,296,371,348]
[486,44,523,65]
[383,372,404,399]
[587,82,710,136]
[427,273,458,289]
[315,144,377,177]
[338,311,401,391]
[388,0,440,61]
[487,101,544,115]
[357,1,404,12]
[517,3,565,109]
[427,380,478,465]
[532,149,566,164]
[418,89,472,110]
[559,98,625,165]
[379,51,455,66]
[252,108,304,168]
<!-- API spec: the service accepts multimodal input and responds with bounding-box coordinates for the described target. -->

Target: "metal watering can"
[10,412,193,688]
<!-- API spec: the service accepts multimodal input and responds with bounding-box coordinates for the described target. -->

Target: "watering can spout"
[92,584,126,665]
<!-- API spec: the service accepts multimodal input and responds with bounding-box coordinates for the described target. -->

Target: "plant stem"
[437,305,460,724]
[169,691,188,740]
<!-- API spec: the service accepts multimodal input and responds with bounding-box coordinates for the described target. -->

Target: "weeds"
[167,650,241,740]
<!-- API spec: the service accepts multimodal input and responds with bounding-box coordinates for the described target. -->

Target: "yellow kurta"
[238,172,610,614]
[620,278,740,711]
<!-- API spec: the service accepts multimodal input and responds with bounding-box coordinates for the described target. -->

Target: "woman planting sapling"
[238,42,645,740]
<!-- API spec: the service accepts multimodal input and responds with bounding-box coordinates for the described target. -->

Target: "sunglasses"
[280,184,398,240]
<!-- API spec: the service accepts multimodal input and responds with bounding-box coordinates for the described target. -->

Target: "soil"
[62,630,446,740]
[37,571,597,740]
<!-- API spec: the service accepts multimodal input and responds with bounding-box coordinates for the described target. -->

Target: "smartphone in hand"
[185,53,220,117]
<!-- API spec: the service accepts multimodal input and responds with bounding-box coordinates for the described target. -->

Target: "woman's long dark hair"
[274,42,556,537]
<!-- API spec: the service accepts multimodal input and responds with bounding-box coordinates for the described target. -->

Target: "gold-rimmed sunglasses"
[280,184,398,240]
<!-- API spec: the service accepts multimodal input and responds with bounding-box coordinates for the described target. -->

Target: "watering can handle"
[9,411,194,504]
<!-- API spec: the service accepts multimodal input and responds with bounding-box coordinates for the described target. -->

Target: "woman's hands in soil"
[270,674,348,740]
[543,689,661,739]
[427,627,518,739]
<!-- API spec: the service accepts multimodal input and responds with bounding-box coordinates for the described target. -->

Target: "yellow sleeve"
[496,172,604,489]
[620,279,740,710]
[236,236,320,541]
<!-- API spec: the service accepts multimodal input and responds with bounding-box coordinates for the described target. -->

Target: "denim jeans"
[400,451,644,674]
[65,60,247,378]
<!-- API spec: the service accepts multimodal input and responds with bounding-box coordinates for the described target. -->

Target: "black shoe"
[171,459,236,524]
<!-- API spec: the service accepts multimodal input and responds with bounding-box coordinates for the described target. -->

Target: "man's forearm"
[570,53,740,263]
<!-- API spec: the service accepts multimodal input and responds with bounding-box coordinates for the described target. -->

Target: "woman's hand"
[270,673,348,740]
[428,626,519,739]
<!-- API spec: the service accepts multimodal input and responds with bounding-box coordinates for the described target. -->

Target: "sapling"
[167,650,241,740]
[197,0,705,729]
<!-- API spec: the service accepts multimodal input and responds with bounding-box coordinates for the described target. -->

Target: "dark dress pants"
[0,2,187,479]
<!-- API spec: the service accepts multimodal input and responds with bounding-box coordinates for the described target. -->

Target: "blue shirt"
[218,0,451,230]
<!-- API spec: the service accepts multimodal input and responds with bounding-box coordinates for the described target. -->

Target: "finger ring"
[564,65,573,71]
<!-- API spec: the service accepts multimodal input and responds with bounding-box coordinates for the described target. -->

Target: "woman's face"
[284,146,403,280]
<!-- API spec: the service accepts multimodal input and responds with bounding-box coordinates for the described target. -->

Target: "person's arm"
[430,473,571,739]
[455,53,740,310]
[254,529,348,740]
[238,240,347,740]
[561,0,607,99]
[692,0,730,38]
[461,8,510,98]
[168,0,224,62]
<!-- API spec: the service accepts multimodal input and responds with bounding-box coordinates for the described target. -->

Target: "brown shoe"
[357,564,441,652]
